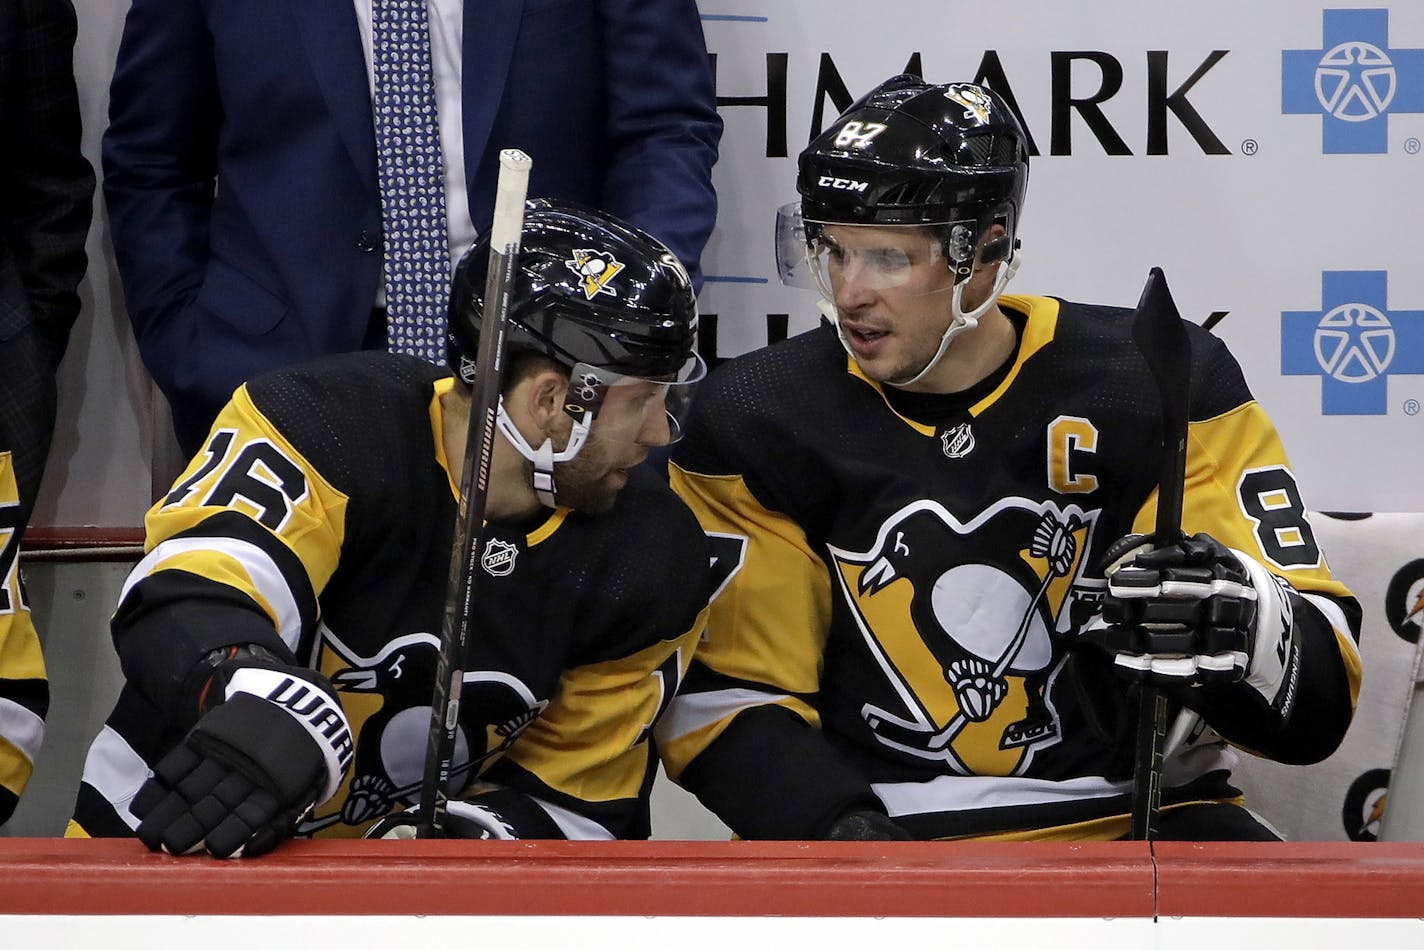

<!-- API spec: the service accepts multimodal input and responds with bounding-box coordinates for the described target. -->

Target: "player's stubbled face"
[554,380,671,513]
[823,224,958,384]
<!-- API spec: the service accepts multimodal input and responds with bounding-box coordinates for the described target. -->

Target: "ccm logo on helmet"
[818,176,869,192]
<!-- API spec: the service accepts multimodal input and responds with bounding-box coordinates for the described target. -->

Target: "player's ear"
[975,223,1010,269]
[522,367,569,435]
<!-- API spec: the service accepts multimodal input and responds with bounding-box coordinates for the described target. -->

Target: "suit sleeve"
[594,0,721,289]
[1,0,94,344]
[101,0,219,378]
[1134,332,1362,763]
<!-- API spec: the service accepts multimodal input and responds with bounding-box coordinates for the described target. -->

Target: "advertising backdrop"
[41,1,1424,522]
[694,1,1424,513]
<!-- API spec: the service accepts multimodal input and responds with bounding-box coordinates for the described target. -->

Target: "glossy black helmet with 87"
[795,74,1030,272]
[448,198,700,387]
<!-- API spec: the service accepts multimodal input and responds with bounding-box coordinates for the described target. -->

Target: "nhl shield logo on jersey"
[828,498,1099,775]
[940,422,975,459]
[482,538,518,576]
[566,248,625,300]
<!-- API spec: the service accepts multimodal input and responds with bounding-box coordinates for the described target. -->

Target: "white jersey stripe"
[0,697,44,764]
[78,725,150,831]
[871,742,1234,818]
[656,687,790,745]
[531,794,615,840]
[120,536,304,650]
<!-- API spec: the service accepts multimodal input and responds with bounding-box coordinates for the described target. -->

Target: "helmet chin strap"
[494,398,592,509]
[821,253,1021,389]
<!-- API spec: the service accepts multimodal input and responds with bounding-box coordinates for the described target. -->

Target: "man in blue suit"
[103,0,722,454]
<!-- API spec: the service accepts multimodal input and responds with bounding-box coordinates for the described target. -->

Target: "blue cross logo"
[1282,9,1424,153]
[1283,271,1424,415]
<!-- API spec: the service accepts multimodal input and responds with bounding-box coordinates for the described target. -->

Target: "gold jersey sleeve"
[126,383,354,649]
[658,463,829,780]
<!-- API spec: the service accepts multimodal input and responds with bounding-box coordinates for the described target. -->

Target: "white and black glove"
[365,800,520,841]
[1082,532,1300,715]
[133,654,354,858]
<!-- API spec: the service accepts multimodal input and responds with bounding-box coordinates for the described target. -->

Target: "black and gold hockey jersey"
[0,450,46,825]
[661,295,1362,841]
[69,352,710,840]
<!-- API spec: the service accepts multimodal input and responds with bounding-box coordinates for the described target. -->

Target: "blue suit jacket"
[102,0,722,451]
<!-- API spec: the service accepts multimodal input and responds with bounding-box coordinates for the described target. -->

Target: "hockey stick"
[417,149,532,838]
[1128,267,1191,842]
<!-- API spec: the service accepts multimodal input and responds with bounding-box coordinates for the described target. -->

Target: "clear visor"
[564,352,707,443]
[775,202,983,300]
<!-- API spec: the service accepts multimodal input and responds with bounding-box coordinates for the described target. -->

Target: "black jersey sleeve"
[1178,590,1360,763]
[676,699,882,840]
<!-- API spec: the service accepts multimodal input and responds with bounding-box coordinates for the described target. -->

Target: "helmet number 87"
[835,121,887,149]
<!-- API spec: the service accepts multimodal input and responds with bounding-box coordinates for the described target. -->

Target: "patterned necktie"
[372,0,451,362]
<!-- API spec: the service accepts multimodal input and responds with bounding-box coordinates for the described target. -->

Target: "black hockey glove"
[365,800,520,840]
[823,808,911,841]
[1081,532,1300,715]
[133,659,354,858]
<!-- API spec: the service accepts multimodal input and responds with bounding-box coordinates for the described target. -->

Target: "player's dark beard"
[550,431,622,514]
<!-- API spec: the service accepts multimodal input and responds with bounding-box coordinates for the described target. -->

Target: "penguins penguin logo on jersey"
[828,498,1099,775]
[299,627,545,834]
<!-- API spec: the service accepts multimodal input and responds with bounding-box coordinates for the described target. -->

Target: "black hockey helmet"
[783,74,1030,281]
[776,75,1031,387]
[448,198,700,386]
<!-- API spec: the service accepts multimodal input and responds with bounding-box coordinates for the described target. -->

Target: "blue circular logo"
[1314,303,1395,382]
[1315,42,1397,120]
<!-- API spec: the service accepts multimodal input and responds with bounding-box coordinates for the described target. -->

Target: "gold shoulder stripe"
[970,295,1059,416]
[841,295,1061,433]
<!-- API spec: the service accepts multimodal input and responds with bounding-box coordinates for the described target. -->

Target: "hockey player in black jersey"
[67,201,712,856]
[660,75,1362,841]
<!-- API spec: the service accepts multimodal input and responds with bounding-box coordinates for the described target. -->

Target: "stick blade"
[1131,267,1191,401]
[1131,267,1191,543]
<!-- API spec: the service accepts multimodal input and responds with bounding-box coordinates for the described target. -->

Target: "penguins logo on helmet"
[566,248,625,300]
[944,83,994,124]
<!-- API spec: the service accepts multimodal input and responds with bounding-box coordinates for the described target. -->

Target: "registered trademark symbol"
[1406,138,1422,155]
[1406,399,1421,416]
[1241,139,1259,156]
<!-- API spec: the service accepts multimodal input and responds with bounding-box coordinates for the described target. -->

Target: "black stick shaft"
[1129,267,1191,842]
[417,149,531,837]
